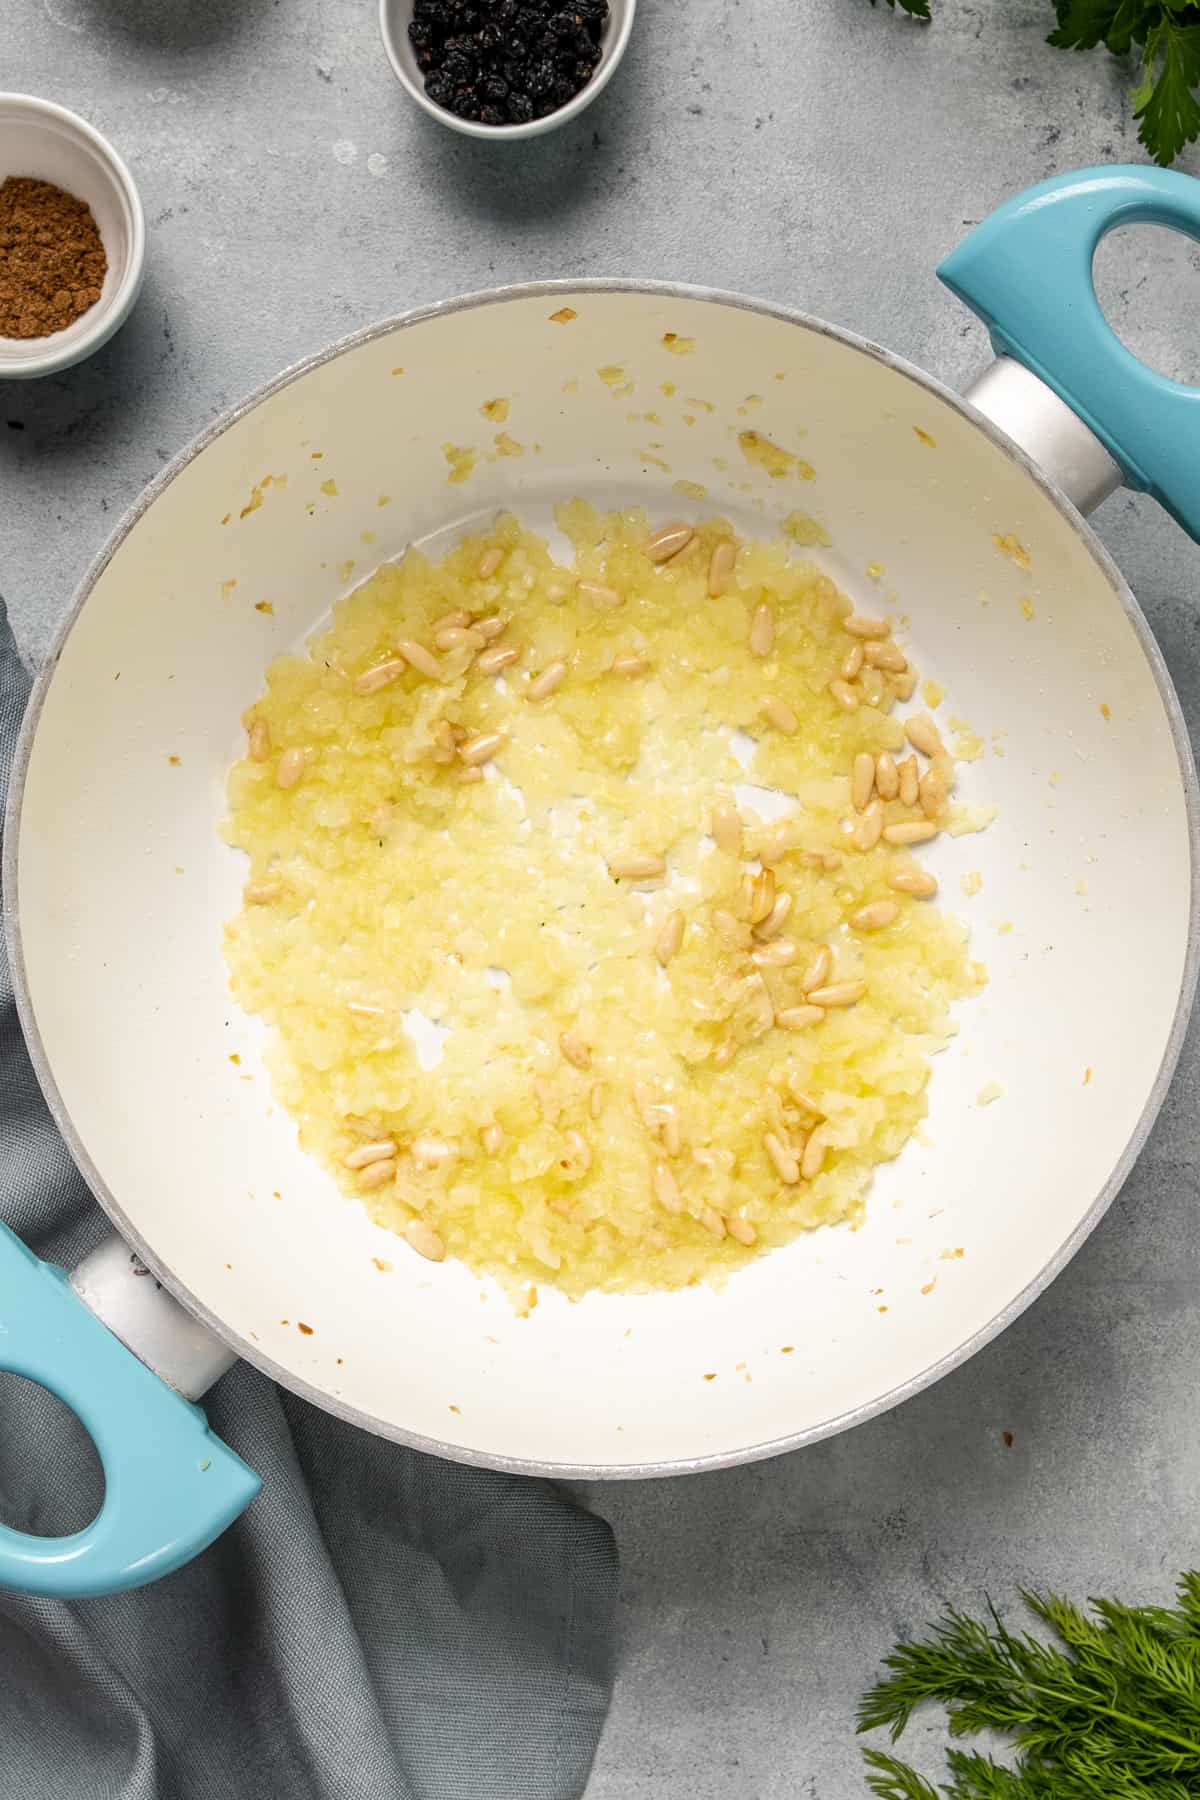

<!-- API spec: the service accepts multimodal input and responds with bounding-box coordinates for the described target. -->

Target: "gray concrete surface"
[4,1,1200,1795]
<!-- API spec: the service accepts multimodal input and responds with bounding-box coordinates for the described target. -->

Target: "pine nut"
[435,625,487,653]
[345,1139,397,1169]
[850,899,899,931]
[433,610,471,632]
[864,640,907,672]
[559,1031,592,1070]
[829,679,859,712]
[802,943,832,991]
[653,1159,682,1212]
[479,1123,504,1154]
[476,547,504,579]
[852,751,875,812]
[708,540,736,597]
[700,1207,726,1238]
[754,894,793,941]
[476,644,520,676]
[775,1005,823,1030]
[726,1215,757,1246]
[748,867,776,925]
[656,909,685,966]
[807,980,867,1008]
[655,1105,682,1158]
[763,696,799,734]
[888,866,938,898]
[475,614,507,641]
[843,613,889,639]
[875,752,899,800]
[459,730,506,766]
[764,1131,800,1184]
[645,523,695,563]
[853,797,884,851]
[578,580,624,607]
[245,880,281,905]
[358,1157,397,1190]
[898,754,920,807]
[459,766,484,784]
[711,908,744,946]
[883,820,938,845]
[608,852,666,880]
[840,642,864,680]
[749,603,775,657]
[920,766,948,819]
[354,657,407,695]
[906,714,943,758]
[610,654,650,677]
[891,668,918,701]
[711,799,743,856]
[800,1127,827,1181]
[752,938,798,966]
[397,639,442,680]
[276,747,305,790]
[526,659,568,701]
[247,718,271,761]
[589,1082,606,1118]
[404,1219,446,1262]
[431,720,456,763]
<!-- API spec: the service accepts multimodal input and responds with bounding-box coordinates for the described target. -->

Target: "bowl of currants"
[379,0,635,138]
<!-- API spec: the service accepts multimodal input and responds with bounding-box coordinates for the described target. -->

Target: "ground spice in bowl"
[0,176,107,339]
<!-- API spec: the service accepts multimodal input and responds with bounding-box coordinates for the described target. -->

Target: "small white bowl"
[379,0,636,141]
[0,94,145,380]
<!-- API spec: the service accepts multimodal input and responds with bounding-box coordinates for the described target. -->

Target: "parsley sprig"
[858,1573,1200,1797]
[869,0,1200,166]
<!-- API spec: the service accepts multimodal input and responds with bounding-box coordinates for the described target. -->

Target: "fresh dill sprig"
[858,1573,1200,1797]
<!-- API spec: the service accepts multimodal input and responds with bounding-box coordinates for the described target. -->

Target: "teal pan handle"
[0,1222,259,1598]
[937,165,1200,544]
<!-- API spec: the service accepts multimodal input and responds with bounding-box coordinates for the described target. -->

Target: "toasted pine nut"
[843,613,889,639]
[891,668,919,701]
[433,609,471,632]
[920,766,948,819]
[752,938,798,966]
[850,899,899,932]
[800,1127,827,1181]
[559,1031,592,1070]
[749,603,775,657]
[476,547,504,579]
[763,695,799,735]
[397,639,442,680]
[345,1139,397,1169]
[775,1005,824,1030]
[726,1215,757,1246]
[829,679,859,712]
[459,730,506,766]
[749,867,776,925]
[802,943,832,991]
[480,1123,504,1154]
[476,644,521,676]
[247,718,271,761]
[358,1157,397,1190]
[883,820,938,846]
[656,909,685,966]
[790,1088,824,1116]
[875,751,899,800]
[898,754,920,807]
[475,614,507,641]
[276,747,305,790]
[700,1206,726,1238]
[852,752,876,812]
[852,797,884,852]
[807,980,867,1008]
[610,653,650,677]
[608,852,666,880]
[245,880,282,905]
[906,714,943,758]
[653,1159,682,1212]
[354,657,407,695]
[589,1082,606,1118]
[840,641,864,680]
[754,894,793,941]
[645,523,695,563]
[578,579,624,607]
[711,799,743,856]
[404,1219,446,1262]
[764,1131,800,1184]
[526,659,568,701]
[888,866,938,898]
[708,540,736,597]
[864,640,907,672]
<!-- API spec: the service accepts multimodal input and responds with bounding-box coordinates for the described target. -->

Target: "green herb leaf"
[1134,17,1200,162]
[859,1573,1200,1798]
[866,0,933,19]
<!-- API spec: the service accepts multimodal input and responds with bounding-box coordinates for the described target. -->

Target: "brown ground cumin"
[0,176,107,339]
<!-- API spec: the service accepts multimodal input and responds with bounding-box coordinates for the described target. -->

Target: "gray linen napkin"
[0,601,617,1800]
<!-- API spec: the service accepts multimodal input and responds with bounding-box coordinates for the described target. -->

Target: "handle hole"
[0,1373,105,1537]
[1093,224,1200,386]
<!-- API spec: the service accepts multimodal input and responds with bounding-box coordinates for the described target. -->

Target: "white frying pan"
[4,165,1200,1599]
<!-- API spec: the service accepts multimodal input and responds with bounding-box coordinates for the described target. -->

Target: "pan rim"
[6,276,1198,1480]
